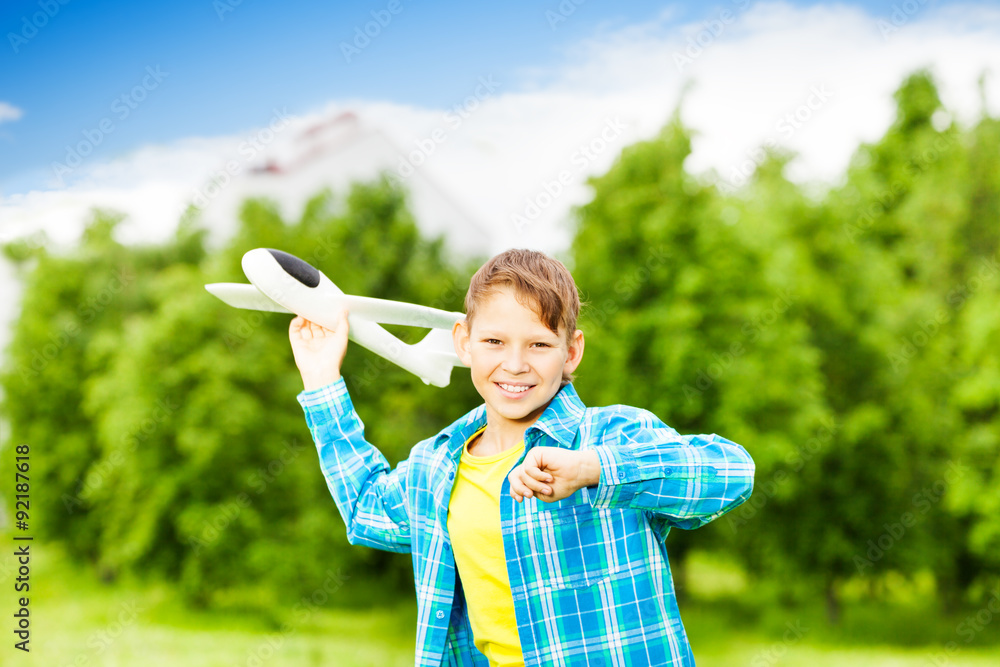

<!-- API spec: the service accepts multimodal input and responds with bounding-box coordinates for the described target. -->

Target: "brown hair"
[464,249,582,381]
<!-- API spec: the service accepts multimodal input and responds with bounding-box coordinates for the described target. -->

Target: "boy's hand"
[508,447,601,503]
[289,311,349,392]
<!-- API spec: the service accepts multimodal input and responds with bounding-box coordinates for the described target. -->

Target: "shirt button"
[436,610,445,620]
[448,471,455,480]
[618,471,626,480]
[664,467,673,475]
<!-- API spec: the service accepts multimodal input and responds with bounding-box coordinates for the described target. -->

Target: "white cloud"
[0,102,24,124]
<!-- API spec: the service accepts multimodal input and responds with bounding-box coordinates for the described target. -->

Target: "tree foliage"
[2,72,998,616]
[570,70,999,614]
[1,179,482,608]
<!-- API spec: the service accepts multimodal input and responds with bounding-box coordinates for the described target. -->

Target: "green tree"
[569,71,997,620]
[938,109,1000,603]
[569,114,830,600]
[2,178,482,609]
[1,210,205,562]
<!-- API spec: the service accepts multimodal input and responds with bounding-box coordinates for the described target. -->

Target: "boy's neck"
[471,424,528,457]
[474,391,560,456]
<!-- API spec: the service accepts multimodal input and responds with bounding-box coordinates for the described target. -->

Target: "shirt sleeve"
[298,378,412,553]
[588,408,755,529]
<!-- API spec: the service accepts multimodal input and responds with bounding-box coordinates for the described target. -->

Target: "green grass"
[3,539,1000,666]
[2,538,416,666]
[685,605,1000,667]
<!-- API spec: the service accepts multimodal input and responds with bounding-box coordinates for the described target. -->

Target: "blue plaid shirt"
[298,379,754,667]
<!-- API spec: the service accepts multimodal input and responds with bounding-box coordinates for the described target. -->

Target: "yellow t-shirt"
[447,426,525,667]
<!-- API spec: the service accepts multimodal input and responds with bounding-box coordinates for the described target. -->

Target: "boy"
[289,249,754,666]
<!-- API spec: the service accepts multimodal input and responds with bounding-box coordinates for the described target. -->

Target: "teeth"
[499,383,530,393]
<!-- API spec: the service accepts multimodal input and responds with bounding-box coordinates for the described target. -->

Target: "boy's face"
[453,285,584,428]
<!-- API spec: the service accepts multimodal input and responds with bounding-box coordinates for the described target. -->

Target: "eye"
[531,342,551,348]
[484,338,501,345]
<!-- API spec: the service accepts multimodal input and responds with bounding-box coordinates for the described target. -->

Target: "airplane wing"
[339,294,464,330]
[205,283,464,329]
[205,283,292,313]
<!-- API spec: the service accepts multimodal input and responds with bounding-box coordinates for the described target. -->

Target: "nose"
[501,347,530,374]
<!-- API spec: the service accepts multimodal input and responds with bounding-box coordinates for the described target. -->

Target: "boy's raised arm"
[291,314,412,553]
[290,313,349,391]
[588,408,755,530]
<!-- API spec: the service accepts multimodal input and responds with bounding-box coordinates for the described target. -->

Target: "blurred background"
[2,0,1000,665]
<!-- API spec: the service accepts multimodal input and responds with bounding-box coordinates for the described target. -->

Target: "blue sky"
[0,0,920,191]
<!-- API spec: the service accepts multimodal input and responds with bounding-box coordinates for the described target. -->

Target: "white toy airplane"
[205,248,467,387]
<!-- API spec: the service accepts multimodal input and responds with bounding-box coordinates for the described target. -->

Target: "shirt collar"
[525,382,586,449]
[440,382,587,460]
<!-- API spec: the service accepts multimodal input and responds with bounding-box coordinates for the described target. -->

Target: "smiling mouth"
[495,382,535,395]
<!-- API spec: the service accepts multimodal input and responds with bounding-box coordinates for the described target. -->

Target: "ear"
[453,318,472,367]
[563,329,585,375]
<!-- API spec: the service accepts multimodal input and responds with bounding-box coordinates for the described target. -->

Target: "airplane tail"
[410,328,464,369]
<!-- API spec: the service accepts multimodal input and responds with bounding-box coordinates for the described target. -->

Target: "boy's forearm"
[579,450,602,489]
[587,432,755,524]
[298,381,413,553]
[300,368,341,392]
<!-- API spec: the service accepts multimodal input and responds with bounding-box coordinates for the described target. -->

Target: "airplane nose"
[265,249,320,288]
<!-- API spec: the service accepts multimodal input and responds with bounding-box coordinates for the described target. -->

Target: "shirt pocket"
[528,491,645,590]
